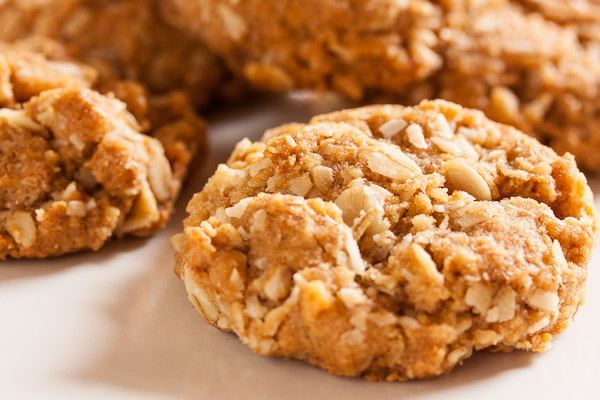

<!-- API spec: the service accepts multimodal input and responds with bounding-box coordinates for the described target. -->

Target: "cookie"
[0,0,228,107]
[173,100,597,380]
[0,44,206,259]
[166,0,443,95]
[166,0,600,171]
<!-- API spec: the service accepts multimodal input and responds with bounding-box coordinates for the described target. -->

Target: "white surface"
[1,94,599,400]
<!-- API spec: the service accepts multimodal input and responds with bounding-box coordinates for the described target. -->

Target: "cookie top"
[0,0,226,107]
[0,44,206,259]
[174,100,597,380]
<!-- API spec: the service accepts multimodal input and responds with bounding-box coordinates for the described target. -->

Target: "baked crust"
[0,43,206,259]
[173,100,597,380]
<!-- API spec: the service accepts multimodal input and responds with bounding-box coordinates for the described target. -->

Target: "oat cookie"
[166,0,600,171]
[0,0,227,107]
[173,100,597,380]
[0,44,206,259]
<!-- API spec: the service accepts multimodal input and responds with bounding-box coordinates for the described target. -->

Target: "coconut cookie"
[0,44,206,259]
[165,0,600,171]
[0,0,227,107]
[173,100,597,380]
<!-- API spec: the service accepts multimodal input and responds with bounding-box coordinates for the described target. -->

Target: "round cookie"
[173,100,598,380]
[165,0,600,171]
[0,44,206,259]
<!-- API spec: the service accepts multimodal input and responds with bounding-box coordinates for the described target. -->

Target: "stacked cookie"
[1,0,599,381]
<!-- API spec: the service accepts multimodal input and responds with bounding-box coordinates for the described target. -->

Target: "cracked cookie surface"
[166,0,600,171]
[174,100,597,380]
[0,44,206,259]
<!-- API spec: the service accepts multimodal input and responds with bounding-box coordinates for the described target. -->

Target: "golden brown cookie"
[0,43,206,259]
[166,0,600,171]
[173,100,597,380]
[0,0,227,107]
[166,0,444,96]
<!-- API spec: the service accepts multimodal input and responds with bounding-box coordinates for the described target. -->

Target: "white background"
[1,94,598,399]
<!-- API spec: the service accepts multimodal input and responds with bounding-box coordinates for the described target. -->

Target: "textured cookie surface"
[174,100,597,380]
[0,44,206,259]
[0,0,227,107]
[166,0,600,171]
